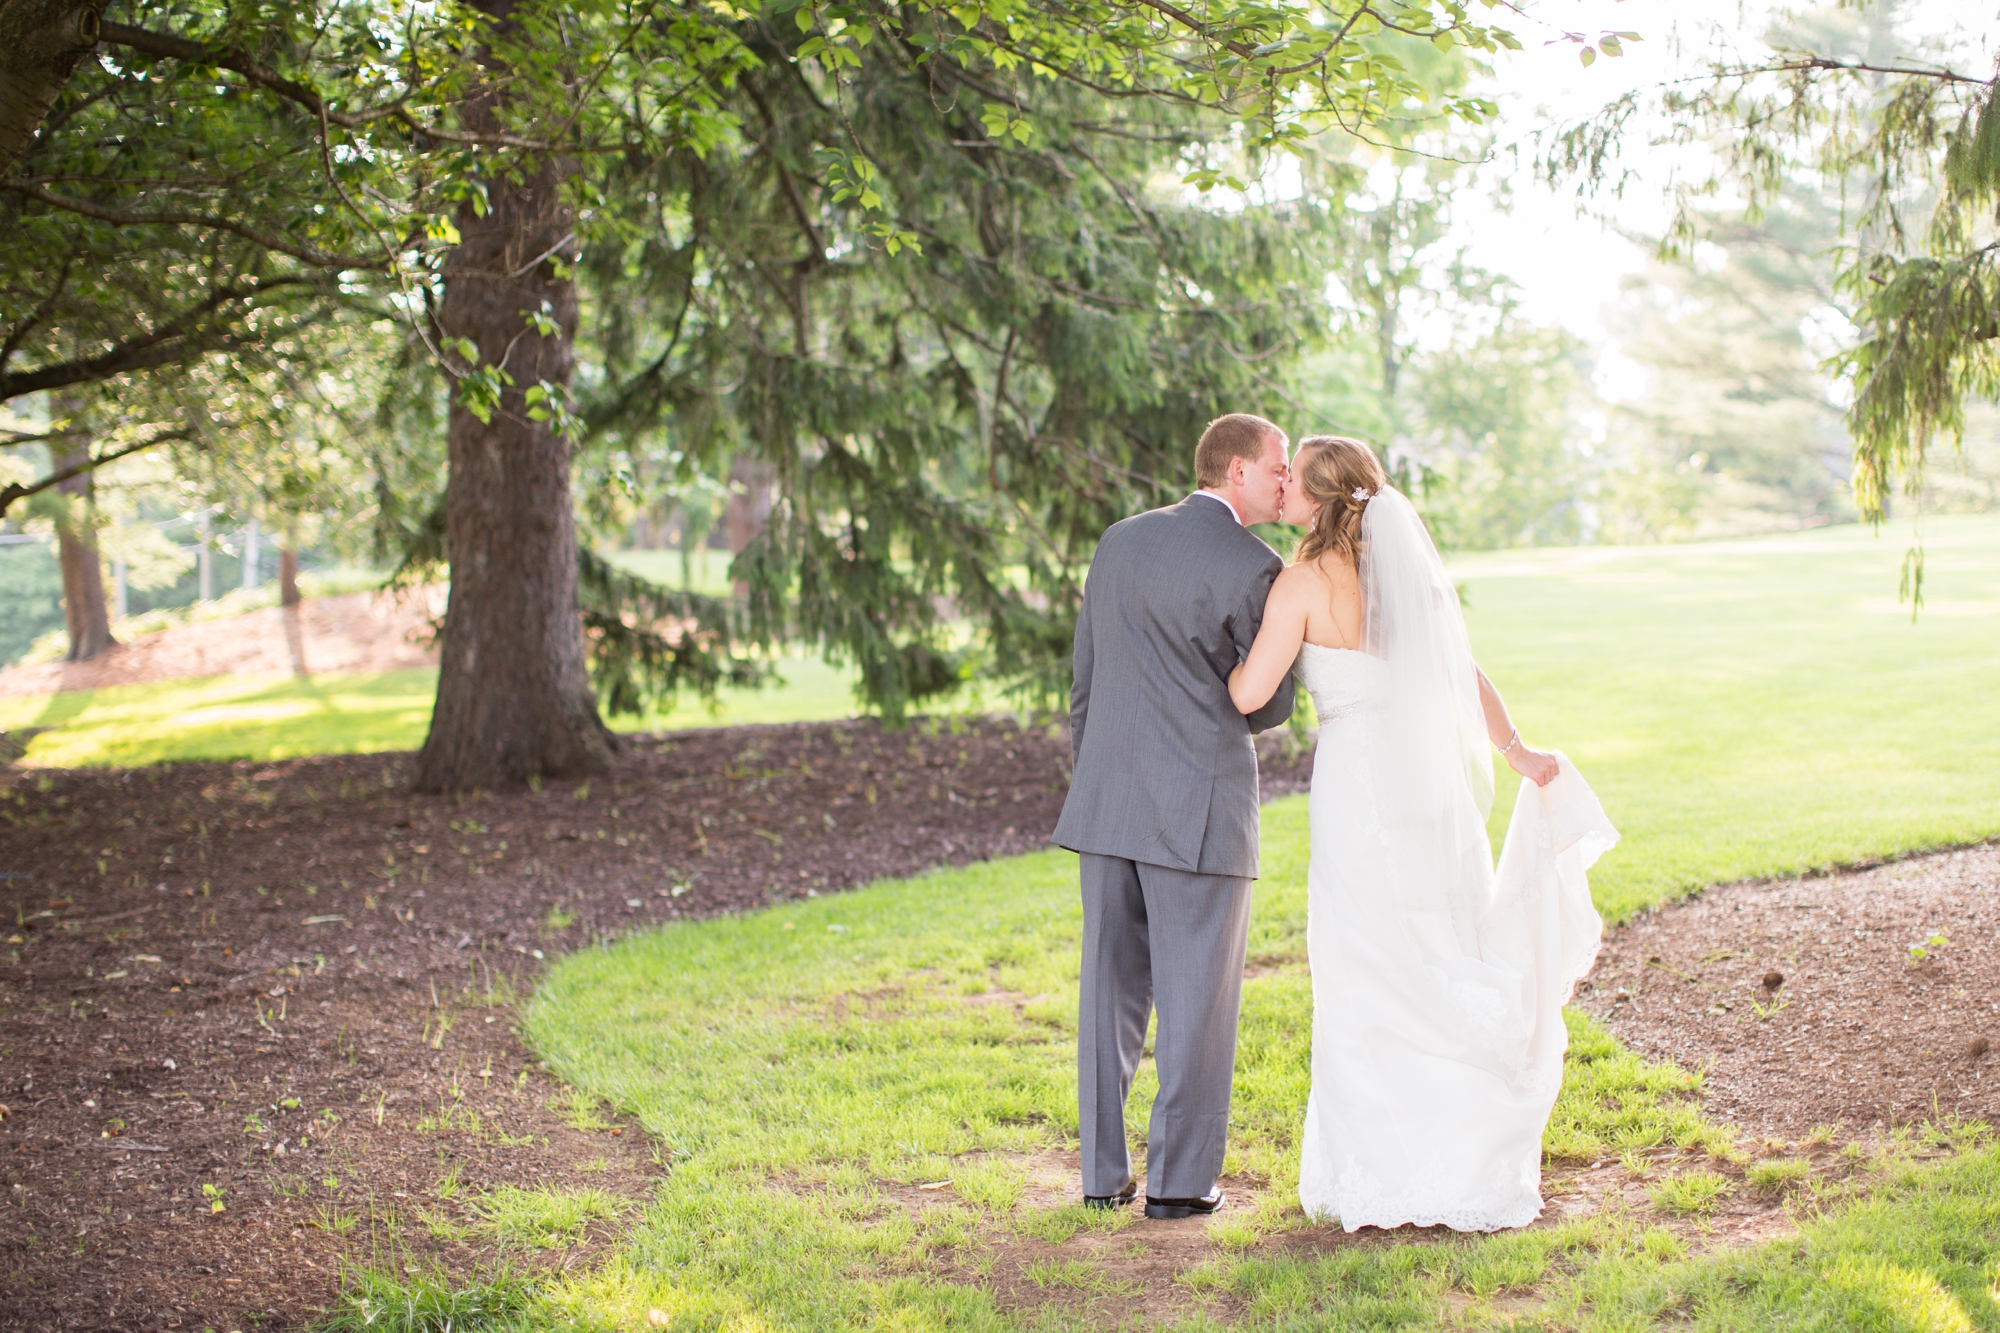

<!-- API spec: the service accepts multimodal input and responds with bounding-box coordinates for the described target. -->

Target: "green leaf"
[796,36,826,59]
[1579,44,1597,66]
[796,6,815,32]
[1432,30,1455,52]
[1599,35,1623,57]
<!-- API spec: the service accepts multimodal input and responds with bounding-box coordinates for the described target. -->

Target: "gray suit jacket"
[1052,493,1297,878]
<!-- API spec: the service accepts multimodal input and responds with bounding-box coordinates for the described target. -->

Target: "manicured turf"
[518,798,1998,1330]
[1464,514,2000,922]
[499,515,2000,1329]
[516,806,1742,1330]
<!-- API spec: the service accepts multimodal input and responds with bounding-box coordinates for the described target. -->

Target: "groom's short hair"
[1194,414,1285,488]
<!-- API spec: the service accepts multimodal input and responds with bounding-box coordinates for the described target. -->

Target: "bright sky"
[1454,0,1996,358]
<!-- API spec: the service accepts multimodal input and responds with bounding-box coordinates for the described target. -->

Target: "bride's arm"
[1476,667,1560,787]
[1229,570,1310,714]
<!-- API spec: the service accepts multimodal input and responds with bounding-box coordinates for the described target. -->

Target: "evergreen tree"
[568,24,1343,715]
[2,0,1584,786]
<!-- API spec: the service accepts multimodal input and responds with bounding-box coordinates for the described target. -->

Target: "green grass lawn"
[489,516,2000,1330]
[1463,515,2000,922]
[507,798,1999,1331]
[0,655,866,769]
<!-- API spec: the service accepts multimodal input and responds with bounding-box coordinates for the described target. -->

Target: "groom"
[1053,413,1298,1219]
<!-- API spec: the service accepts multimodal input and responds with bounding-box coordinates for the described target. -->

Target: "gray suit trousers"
[1078,853,1253,1200]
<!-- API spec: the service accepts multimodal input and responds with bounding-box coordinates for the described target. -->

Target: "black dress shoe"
[1144,1189,1224,1220]
[1083,1185,1137,1211]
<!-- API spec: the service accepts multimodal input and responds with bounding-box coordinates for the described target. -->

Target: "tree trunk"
[279,544,299,607]
[0,0,105,174]
[724,452,773,596]
[413,7,611,791]
[196,509,213,601]
[240,518,259,590]
[724,452,774,555]
[51,439,113,661]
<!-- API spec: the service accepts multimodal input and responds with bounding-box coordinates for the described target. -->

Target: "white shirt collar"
[1193,490,1242,525]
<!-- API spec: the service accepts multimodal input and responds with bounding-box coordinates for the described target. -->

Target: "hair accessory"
[1351,487,1374,502]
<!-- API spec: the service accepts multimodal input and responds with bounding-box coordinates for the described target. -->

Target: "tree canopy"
[0,0,1660,783]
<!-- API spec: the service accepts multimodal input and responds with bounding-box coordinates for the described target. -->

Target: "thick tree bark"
[51,439,114,661]
[413,8,611,791]
[0,0,104,174]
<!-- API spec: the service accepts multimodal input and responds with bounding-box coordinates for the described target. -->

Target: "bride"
[1228,435,1617,1233]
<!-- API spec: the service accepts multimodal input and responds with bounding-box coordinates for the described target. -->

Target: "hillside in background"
[0,589,439,698]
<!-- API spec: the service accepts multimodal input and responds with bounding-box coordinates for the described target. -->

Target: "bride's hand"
[1506,743,1560,788]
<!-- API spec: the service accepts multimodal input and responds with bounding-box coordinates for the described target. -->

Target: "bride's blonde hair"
[1292,435,1388,568]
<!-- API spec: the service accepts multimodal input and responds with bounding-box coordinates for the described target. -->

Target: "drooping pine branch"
[576,547,770,718]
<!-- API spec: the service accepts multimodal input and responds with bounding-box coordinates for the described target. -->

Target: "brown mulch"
[0,591,441,700]
[1580,842,2000,1136]
[7,701,1998,1332]
[0,717,1314,1332]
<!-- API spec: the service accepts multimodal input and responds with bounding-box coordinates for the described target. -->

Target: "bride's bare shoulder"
[1284,553,1359,589]
[1270,561,1325,598]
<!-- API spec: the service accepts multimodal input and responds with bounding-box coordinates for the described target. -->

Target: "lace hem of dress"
[1301,1145,1544,1234]
[1308,1195,1544,1234]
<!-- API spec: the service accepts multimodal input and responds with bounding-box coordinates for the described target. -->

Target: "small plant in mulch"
[1905,930,1950,966]
[1750,993,1791,1020]
[1649,1170,1734,1215]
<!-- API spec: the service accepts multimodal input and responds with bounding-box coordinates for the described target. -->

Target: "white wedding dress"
[1291,493,1618,1233]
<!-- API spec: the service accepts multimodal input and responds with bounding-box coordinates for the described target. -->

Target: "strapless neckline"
[1299,641,1366,658]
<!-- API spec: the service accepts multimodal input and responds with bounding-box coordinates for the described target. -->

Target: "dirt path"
[0,591,440,700]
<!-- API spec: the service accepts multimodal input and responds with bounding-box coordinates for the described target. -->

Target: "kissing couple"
[1053,413,1617,1231]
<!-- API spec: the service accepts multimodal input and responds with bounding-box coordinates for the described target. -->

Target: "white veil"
[1359,486,1493,823]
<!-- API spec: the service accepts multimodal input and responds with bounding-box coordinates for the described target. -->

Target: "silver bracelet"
[1500,728,1522,754]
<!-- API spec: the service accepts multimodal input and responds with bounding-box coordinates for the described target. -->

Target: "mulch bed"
[1580,843,2000,1136]
[0,717,1311,1332]
[6,708,1996,1331]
